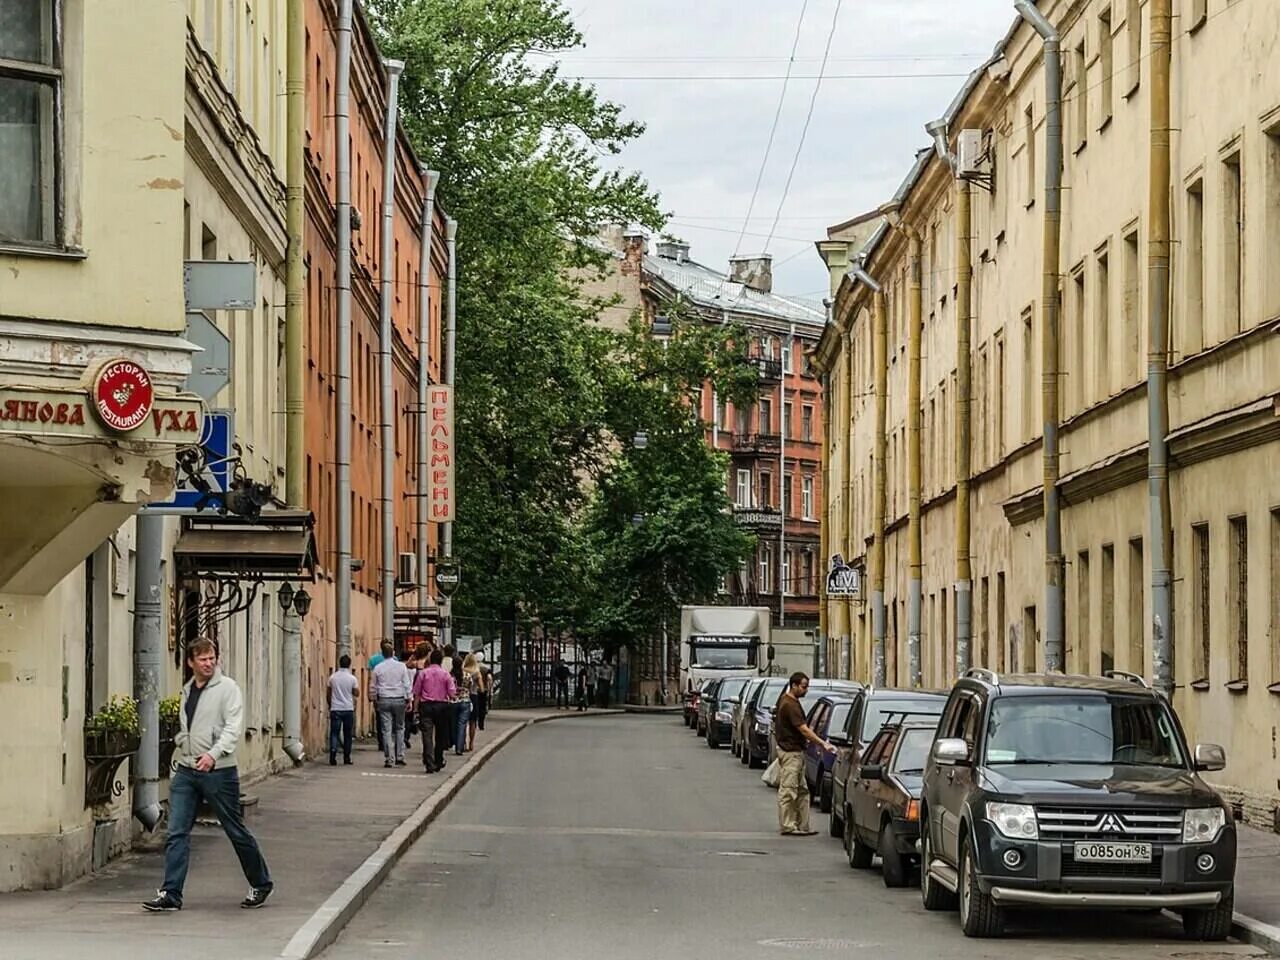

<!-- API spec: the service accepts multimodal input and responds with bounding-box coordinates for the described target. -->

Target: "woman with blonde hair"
[459,653,485,751]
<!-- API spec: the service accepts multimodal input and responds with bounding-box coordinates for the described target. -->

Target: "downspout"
[818,355,830,670]
[131,516,163,829]
[778,325,791,628]
[441,216,458,647]
[955,180,974,678]
[840,327,854,677]
[1015,0,1064,672]
[416,169,439,612]
[904,225,924,687]
[1148,0,1174,695]
[334,0,354,660]
[871,288,888,685]
[378,60,404,650]
[281,0,305,764]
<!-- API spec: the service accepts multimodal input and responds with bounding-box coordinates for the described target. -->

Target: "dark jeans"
[555,679,570,708]
[163,765,270,903]
[329,710,354,760]
[418,701,451,770]
[454,698,473,751]
[471,691,488,730]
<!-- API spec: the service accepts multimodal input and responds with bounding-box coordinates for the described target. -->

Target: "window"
[1022,305,1036,440]
[0,0,60,245]
[1229,516,1248,686]
[782,551,792,596]
[783,401,793,439]
[782,472,793,517]
[801,404,813,442]
[1095,249,1110,398]
[735,404,749,436]
[1073,38,1088,151]
[758,471,772,509]
[1265,127,1280,320]
[1192,523,1211,688]
[758,545,771,594]
[996,572,1007,673]
[1071,268,1086,410]
[1021,605,1038,673]
[759,398,773,434]
[801,475,814,519]
[1185,178,1205,354]
[760,336,774,360]
[1271,510,1280,690]
[735,469,750,508]
[977,346,988,465]
[1125,0,1142,96]
[979,576,990,669]
[1101,544,1115,674]
[1024,103,1037,207]
[1223,151,1244,336]
[1129,537,1144,673]
[781,337,792,372]
[1122,230,1141,384]
[1076,550,1090,674]
[1099,8,1114,127]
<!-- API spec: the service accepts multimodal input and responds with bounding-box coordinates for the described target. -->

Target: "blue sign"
[147,411,232,513]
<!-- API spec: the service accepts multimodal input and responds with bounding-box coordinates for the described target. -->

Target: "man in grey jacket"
[143,639,272,912]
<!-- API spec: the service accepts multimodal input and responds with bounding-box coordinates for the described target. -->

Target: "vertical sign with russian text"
[428,384,455,522]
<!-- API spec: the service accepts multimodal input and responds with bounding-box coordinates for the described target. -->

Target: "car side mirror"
[859,763,884,781]
[933,737,969,766]
[1194,743,1226,772]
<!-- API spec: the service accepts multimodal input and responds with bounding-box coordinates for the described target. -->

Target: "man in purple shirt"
[412,649,456,773]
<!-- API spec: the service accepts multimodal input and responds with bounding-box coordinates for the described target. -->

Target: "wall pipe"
[1147,0,1174,696]
[334,0,354,660]
[1015,0,1064,672]
[905,226,924,687]
[440,216,457,647]
[131,515,163,829]
[871,288,888,685]
[416,169,439,611]
[778,323,793,627]
[955,179,974,678]
[378,60,404,649]
[841,327,855,678]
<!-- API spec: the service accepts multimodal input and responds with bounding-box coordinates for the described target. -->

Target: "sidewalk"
[1234,822,1280,952]
[0,709,610,960]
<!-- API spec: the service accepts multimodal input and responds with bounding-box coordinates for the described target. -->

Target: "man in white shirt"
[327,654,359,765]
[371,641,410,767]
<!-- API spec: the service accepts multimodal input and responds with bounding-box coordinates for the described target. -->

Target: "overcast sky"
[558,0,1016,300]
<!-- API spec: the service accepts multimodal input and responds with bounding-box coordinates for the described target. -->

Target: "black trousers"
[556,679,570,707]
[418,701,451,770]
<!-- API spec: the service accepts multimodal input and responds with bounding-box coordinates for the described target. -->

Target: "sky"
[556,0,1017,301]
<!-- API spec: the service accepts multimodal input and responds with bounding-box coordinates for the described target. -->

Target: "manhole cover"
[717,850,769,857]
[758,938,877,950]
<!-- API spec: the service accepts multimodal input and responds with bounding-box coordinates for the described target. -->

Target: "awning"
[173,510,316,581]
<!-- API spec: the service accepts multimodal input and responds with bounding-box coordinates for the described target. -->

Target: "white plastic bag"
[761,757,781,788]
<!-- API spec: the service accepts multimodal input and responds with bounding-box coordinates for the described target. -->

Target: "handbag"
[761,757,781,788]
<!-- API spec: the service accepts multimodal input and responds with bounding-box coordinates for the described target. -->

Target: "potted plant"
[158,694,181,776]
[84,695,141,758]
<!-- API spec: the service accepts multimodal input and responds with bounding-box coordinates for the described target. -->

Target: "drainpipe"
[1148,0,1174,696]
[778,323,793,628]
[416,168,439,612]
[1015,0,1064,672]
[903,223,924,688]
[818,358,831,672]
[955,180,974,678]
[282,0,306,764]
[334,0,354,660]
[379,60,404,650]
[440,216,458,648]
[131,514,163,830]
[842,327,855,678]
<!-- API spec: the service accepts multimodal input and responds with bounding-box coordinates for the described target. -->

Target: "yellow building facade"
[814,0,1280,827]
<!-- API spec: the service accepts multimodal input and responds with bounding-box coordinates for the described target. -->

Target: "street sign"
[434,557,461,598]
[183,260,256,311]
[826,554,862,600]
[733,508,783,532]
[184,311,232,402]
[146,411,233,514]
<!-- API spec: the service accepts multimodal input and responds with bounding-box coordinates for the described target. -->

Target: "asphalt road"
[322,714,1262,960]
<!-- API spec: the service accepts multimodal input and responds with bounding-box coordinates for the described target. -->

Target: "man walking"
[143,640,272,912]
[327,654,359,765]
[772,672,832,837]
[412,649,456,773]
[371,641,410,768]
[553,659,571,709]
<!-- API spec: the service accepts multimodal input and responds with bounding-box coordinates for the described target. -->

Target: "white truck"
[679,605,771,697]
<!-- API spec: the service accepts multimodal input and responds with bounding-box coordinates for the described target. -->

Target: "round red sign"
[92,359,154,433]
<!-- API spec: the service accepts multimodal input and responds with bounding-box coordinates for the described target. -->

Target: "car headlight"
[715,711,731,721]
[1182,807,1226,843]
[986,801,1038,840]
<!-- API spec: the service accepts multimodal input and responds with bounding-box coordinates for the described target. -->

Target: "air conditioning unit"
[956,128,985,179]
[396,552,416,588]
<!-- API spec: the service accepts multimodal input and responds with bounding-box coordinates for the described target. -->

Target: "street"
[321,715,1264,960]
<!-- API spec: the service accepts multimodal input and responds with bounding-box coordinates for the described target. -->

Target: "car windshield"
[757,680,787,710]
[861,697,945,741]
[984,695,1187,767]
[692,645,755,668]
[718,678,748,700]
[893,727,936,773]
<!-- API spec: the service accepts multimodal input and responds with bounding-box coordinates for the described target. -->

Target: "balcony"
[754,357,783,383]
[731,432,781,455]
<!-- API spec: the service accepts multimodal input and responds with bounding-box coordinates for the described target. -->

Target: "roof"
[644,253,825,329]
[960,673,1160,696]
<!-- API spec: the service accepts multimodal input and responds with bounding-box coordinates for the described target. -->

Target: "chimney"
[621,229,647,276]
[655,239,691,263]
[729,254,773,293]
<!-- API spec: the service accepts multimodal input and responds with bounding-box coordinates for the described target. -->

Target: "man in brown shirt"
[772,672,833,836]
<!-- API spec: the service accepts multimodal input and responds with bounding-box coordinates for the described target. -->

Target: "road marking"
[438,823,782,841]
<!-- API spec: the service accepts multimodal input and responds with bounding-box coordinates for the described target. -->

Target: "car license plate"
[1073,841,1152,863]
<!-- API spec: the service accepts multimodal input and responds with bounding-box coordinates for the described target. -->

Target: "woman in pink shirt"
[412,649,456,773]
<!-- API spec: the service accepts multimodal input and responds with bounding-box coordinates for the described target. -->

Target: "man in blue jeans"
[328,653,359,764]
[143,639,272,912]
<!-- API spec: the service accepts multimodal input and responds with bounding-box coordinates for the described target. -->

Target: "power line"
[734,0,810,257]
[763,0,845,255]
[563,71,967,81]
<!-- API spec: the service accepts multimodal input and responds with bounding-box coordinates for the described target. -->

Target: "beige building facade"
[813,0,1280,827]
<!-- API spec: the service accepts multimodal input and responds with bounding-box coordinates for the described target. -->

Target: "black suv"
[920,669,1234,940]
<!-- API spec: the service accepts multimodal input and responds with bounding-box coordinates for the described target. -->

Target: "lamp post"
[279,581,311,763]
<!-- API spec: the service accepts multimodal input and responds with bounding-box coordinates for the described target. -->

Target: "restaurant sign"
[427,384,455,522]
[0,381,202,443]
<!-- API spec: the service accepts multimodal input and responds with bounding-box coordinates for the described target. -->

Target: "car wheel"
[819,772,833,814]
[708,729,719,749]
[958,838,1004,937]
[1182,889,1233,941]
[848,820,874,869]
[920,825,957,911]
[828,802,843,839]
[740,741,750,765]
[748,745,763,770]
[880,822,908,888]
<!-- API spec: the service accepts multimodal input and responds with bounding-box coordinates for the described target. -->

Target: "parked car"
[762,678,863,767]
[801,696,856,812]
[695,678,722,737]
[831,687,948,841]
[731,678,768,759]
[741,677,788,768]
[683,679,708,728]
[919,669,1235,940]
[706,676,751,749]
[845,718,938,886]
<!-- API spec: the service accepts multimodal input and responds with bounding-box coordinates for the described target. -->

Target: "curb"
[1234,912,1280,955]
[621,704,682,714]
[277,710,617,959]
